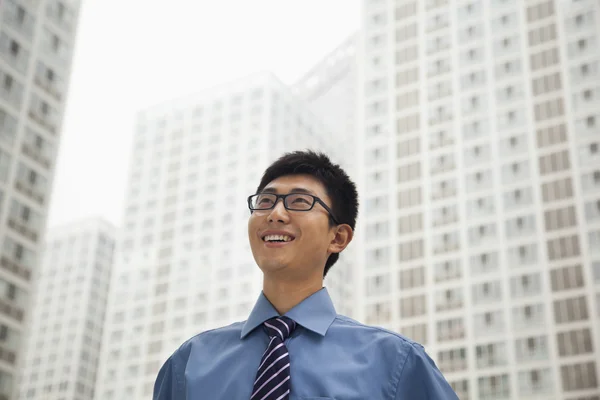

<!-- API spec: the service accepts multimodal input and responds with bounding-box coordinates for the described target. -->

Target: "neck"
[262,274,324,315]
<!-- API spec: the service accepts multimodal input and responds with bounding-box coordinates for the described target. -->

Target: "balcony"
[432,186,457,201]
[438,327,465,341]
[46,1,75,33]
[0,298,23,322]
[433,213,458,227]
[28,109,57,134]
[7,218,38,243]
[439,359,467,373]
[0,256,31,281]
[34,75,63,101]
[22,143,51,168]
[0,346,15,365]
[437,298,463,311]
[14,179,45,205]
[2,2,35,39]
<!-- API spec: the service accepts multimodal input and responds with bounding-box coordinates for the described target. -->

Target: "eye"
[289,194,313,205]
[258,197,274,205]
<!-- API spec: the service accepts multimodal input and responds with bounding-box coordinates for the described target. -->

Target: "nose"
[267,198,290,223]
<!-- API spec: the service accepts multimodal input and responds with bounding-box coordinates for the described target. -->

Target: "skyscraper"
[292,33,359,316]
[357,0,600,398]
[0,1,81,398]
[17,218,116,400]
[94,72,349,400]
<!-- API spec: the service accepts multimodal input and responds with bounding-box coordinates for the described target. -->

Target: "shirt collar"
[240,287,337,339]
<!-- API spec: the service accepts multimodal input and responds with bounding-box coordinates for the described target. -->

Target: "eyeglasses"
[247,193,341,225]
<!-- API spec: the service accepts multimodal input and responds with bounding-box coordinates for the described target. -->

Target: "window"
[474,310,504,336]
[547,235,580,260]
[366,274,391,296]
[513,303,545,330]
[397,187,421,209]
[536,123,566,148]
[560,362,597,391]
[584,199,600,221]
[542,177,573,202]
[466,169,492,193]
[400,294,427,317]
[437,348,468,374]
[399,323,427,344]
[468,223,497,246]
[510,273,542,297]
[436,317,465,341]
[553,296,588,323]
[468,195,495,218]
[397,213,423,235]
[398,239,424,261]
[544,206,577,231]
[470,252,499,275]
[399,266,425,289]
[396,137,420,157]
[434,259,461,282]
[526,1,555,22]
[534,98,564,120]
[435,288,463,311]
[476,342,507,368]
[539,150,570,175]
[557,328,593,356]
[431,178,457,200]
[396,113,420,135]
[395,2,417,22]
[530,47,560,71]
[515,335,549,362]
[472,280,502,304]
[518,368,552,396]
[528,23,557,47]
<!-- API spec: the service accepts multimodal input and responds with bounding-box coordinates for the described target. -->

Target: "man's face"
[248,174,336,278]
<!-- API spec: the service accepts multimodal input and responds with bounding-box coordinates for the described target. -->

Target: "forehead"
[262,174,328,197]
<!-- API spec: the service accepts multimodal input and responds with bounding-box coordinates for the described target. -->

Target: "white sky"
[47,0,361,228]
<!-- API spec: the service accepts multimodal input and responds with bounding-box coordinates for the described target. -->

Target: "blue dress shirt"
[154,288,458,399]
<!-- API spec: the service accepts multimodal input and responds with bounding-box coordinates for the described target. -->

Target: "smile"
[262,234,295,243]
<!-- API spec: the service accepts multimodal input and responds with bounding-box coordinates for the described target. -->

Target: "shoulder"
[170,321,246,362]
[333,314,423,349]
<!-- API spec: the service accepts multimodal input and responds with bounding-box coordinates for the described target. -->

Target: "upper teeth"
[264,234,293,242]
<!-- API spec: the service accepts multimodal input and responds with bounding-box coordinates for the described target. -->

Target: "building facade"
[357,0,600,398]
[17,218,116,400]
[0,1,81,399]
[94,72,350,399]
[292,34,359,316]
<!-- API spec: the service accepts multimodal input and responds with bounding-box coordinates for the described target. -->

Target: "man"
[154,150,458,399]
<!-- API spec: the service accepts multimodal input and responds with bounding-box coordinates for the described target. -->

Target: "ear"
[328,224,354,255]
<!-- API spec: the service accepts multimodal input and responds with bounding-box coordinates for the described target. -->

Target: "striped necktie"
[250,316,297,400]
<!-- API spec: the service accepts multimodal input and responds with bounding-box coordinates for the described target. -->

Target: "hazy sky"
[47,0,360,228]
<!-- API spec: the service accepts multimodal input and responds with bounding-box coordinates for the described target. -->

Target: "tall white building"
[94,72,350,400]
[292,34,359,316]
[17,218,116,400]
[0,1,81,399]
[357,0,600,399]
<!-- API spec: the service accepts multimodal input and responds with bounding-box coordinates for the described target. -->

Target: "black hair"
[255,150,359,277]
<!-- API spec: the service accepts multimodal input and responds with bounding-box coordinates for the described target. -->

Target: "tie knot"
[263,316,296,341]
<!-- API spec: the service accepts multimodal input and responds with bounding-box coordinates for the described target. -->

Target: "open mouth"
[262,234,295,243]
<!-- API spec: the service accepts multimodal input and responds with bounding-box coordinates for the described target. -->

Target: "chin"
[258,259,289,273]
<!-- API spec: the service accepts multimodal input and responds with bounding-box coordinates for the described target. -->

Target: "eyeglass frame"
[247,193,341,226]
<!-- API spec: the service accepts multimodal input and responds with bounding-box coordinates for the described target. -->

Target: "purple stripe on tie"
[258,375,290,400]
[254,353,288,384]
[276,318,290,336]
[250,364,290,399]
[256,342,284,372]
[264,321,284,340]
[274,390,290,400]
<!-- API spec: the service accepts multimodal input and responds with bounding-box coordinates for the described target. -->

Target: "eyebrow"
[259,187,316,195]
